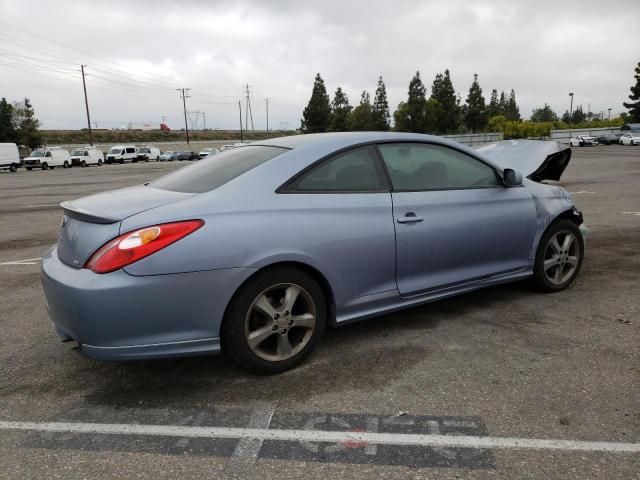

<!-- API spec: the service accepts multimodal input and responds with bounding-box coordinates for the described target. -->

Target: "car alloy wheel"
[543,230,580,286]
[245,283,317,362]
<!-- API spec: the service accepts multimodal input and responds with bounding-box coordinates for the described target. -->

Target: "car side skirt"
[79,337,221,361]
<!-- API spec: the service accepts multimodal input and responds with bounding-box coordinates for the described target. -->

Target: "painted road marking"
[622,211,640,216]
[5,420,639,453]
[569,191,596,194]
[25,204,61,208]
[0,257,42,266]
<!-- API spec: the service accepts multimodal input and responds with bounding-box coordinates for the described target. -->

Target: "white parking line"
[622,211,640,216]
[569,191,596,195]
[0,420,638,453]
[25,204,61,208]
[0,257,42,266]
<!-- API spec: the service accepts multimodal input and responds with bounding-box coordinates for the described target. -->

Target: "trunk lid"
[57,185,195,268]
[476,140,571,182]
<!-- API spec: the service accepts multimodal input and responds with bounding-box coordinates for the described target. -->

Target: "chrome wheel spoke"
[254,294,277,319]
[550,237,562,254]
[567,256,579,267]
[562,233,575,251]
[544,257,558,271]
[282,285,301,313]
[247,324,275,349]
[553,265,563,283]
[292,313,315,328]
[276,334,293,358]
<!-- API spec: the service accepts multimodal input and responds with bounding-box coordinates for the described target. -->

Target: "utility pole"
[238,100,243,143]
[202,112,206,131]
[265,98,270,136]
[245,84,254,131]
[608,108,612,121]
[568,92,574,138]
[176,88,191,144]
[80,65,93,146]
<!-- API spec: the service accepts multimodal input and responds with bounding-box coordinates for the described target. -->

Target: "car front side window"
[378,143,500,191]
[285,146,388,193]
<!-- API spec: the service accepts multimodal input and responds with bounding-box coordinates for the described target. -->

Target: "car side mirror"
[503,168,523,187]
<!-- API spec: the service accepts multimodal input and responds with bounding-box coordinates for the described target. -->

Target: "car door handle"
[397,213,423,224]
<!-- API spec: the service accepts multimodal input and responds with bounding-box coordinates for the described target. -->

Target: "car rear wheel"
[63,161,69,168]
[41,162,48,170]
[533,220,584,292]
[222,267,327,374]
[9,164,17,172]
[97,160,103,166]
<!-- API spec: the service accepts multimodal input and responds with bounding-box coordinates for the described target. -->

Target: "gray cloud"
[1,0,638,130]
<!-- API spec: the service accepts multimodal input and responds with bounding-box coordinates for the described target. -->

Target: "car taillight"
[85,220,204,274]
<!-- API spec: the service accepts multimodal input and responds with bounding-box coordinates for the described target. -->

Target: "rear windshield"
[150,145,288,193]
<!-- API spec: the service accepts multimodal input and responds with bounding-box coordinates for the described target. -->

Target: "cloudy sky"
[1,0,638,130]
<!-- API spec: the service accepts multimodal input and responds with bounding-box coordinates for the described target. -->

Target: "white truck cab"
[106,145,137,164]
[70,146,104,167]
[23,147,72,170]
[0,143,21,172]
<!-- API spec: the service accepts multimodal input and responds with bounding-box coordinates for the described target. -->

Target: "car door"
[278,145,396,302]
[377,142,538,296]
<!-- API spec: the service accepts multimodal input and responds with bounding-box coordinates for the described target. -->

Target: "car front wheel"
[533,219,584,292]
[222,267,327,374]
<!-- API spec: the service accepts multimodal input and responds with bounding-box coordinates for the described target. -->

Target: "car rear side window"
[150,146,288,193]
[378,143,500,191]
[285,146,388,192]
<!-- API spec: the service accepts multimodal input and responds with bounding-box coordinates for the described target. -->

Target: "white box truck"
[0,143,21,172]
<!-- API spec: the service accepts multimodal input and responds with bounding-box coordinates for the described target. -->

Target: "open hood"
[476,140,571,182]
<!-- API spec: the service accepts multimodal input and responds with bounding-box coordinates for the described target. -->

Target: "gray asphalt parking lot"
[0,146,638,479]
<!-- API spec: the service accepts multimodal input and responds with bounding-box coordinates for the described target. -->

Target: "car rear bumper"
[41,246,256,361]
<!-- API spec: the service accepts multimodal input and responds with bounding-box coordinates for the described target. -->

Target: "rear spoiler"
[60,201,120,224]
[476,140,571,182]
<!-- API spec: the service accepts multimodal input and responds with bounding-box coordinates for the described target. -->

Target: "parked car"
[42,133,585,373]
[619,132,640,145]
[595,133,622,145]
[0,142,21,172]
[159,151,179,161]
[136,146,161,162]
[569,135,597,147]
[70,147,104,167]
[106,145,137,164]
[198,147,219,159]
[23,147,72,170]
[177,151,199,161]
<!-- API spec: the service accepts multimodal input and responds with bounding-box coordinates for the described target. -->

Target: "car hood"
[61,185,196,224]
[476,140,571,182]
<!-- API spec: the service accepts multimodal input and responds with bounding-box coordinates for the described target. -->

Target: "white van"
[106,145,137,164]
[135,146,161,161]
[70,146,104,167]
[0,143,21,172]
[23,147,72,170]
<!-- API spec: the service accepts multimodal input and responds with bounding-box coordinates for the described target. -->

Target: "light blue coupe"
[42,133,585,373]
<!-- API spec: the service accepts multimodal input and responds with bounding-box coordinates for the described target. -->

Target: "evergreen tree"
[498,91,507,116]
[371,76,390,131]
[405,71,427,132]
[487,89,501,118]
[0,98,17,143]
[393,102,411,132]
[463,74,488,133]
[430,69,461,133]
[301,73,331,133]
[561,110,572,124]
[505,89,521,121]
[623,61,640,122]
[347,91,375,131]
[423,98,440,134]
[329,87,352,132]
[571,105,587,124]
[12,98,42,148]
[530,104,558,122]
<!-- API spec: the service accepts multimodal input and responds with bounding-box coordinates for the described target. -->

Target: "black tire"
[532,219,584,292]
[26,167,32,171]
[98,160,103,166]
[222,266,327,374]
[9,164,17,172]
[41,162,48,170]
[81,160,87,167]
[119,159,124,164]
[63,161,69,168]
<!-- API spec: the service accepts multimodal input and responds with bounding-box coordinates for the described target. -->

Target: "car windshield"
[150,145,288,193]
[30,150,46,157]
[138,148,150,153]
[109,148,122,154]
[70,150,85,156]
